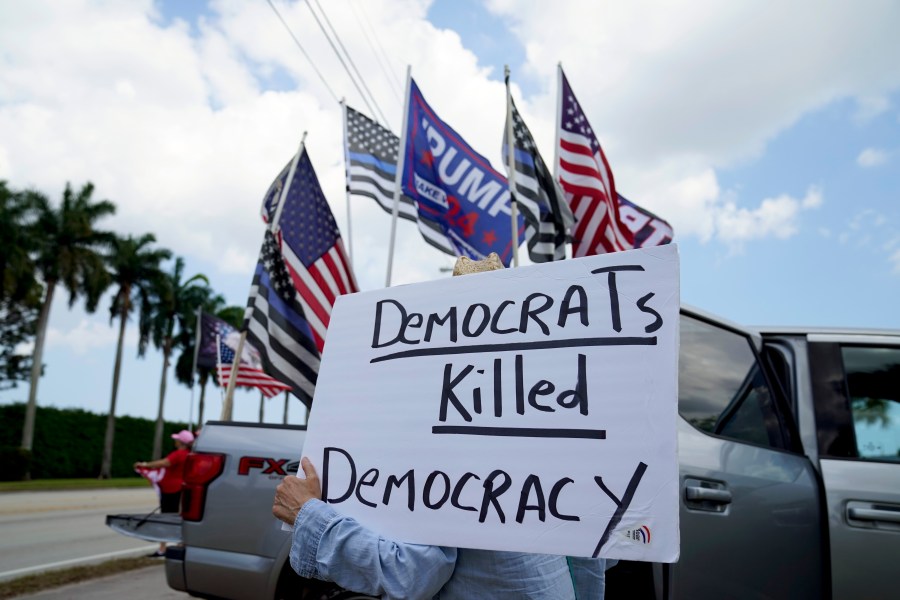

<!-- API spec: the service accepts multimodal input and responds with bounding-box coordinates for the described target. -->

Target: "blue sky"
[0,0,898,425]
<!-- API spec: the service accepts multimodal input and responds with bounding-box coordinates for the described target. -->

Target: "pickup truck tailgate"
[106,512,183,543]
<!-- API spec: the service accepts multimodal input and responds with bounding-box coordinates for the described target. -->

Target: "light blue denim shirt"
[290,499,607,599]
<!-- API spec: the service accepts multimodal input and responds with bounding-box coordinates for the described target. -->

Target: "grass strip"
[0,556,159,599]
[0,478,146,493]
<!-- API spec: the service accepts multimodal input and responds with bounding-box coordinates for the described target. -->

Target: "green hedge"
[0,403,188,480]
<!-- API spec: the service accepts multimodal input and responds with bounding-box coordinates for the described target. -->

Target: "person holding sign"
[273,254,610,599]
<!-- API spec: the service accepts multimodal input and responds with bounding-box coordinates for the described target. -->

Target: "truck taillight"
[181,452,225,522]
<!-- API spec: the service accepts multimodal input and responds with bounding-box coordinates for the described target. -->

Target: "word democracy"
[321,446,646,529]
[372,265,663,350]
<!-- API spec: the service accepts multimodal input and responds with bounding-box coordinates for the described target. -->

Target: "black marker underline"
[432,426,606,440]
[371,336,656,363]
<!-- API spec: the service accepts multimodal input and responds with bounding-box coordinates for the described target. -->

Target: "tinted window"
[842,346,900,461]
[679,316,786,449]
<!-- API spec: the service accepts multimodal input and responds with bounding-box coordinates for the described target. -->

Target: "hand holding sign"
[273,457,321,526]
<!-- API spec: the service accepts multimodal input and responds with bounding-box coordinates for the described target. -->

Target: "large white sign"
[302,244,680,562]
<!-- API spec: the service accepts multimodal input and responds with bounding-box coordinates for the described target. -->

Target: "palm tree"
[19,183,115,464]
[174,303,239,428]
[0,182,42,393]
[0,181,39,303]
[142,257,211,460]
[100,233,171,479]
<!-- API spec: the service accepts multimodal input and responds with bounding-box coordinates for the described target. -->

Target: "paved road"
[16,564,185,599]
[0,488,160,581]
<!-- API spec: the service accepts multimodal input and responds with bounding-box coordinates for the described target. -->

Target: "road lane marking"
[0,545,157,581]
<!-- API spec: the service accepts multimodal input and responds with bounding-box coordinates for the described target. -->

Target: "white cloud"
[713,187,823,249]
[835,209,892,251]
[891,249,900,274]
[482,0,894,257]
[488,0,900,169]
[0,0,505,294]
[220,245,258,275]
[801,189,824,209]
[853,95,890,121]
[613,162,823,250]
[848,209,886,230]
[857,147,889,167]
[46,319,138,356]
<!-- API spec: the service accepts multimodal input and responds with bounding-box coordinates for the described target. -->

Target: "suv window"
[841,346,900,461]
[679,316,787,449]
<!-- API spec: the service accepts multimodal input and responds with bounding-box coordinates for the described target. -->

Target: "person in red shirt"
[134,429,195,557]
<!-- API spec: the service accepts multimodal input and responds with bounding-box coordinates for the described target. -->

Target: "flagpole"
[386,65,412,287]
[504,65,520,268]
[223,131,308,420]
[220,331,245,421]
[554,63,571,260]
[270,132,308,232]
[259,391,264,423]
[283,391,289,425]
[188,307,202,431]
[215,333,225,412]
[340,98,354,268]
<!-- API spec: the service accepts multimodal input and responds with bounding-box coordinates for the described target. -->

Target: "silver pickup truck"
[108,307,900,599]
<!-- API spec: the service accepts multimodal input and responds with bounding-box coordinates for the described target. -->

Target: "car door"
[806,337,900,600]
[673,313,824,599]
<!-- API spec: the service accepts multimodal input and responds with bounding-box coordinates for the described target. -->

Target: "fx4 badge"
[237,456,299,477]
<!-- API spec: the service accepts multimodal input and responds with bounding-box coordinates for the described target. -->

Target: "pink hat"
[171,429,195,444]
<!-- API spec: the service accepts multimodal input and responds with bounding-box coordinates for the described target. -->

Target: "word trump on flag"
[301,243,681,562]
[401,79,525,265]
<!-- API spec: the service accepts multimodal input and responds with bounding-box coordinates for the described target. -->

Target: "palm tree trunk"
[21,281,55,478]
[100,309,128,479]
[152,338,172,460]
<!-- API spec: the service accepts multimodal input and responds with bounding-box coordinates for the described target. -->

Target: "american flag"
[344,104,456,256]
[502,89,574,262]
[557,67,635,256]
[135,465,165,496]
[244,149,357,407]
[272,150,358,351]
[216,337,291,399]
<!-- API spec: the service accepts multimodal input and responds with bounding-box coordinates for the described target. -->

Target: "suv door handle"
[685,486,733,504]
[848,507,900,524]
